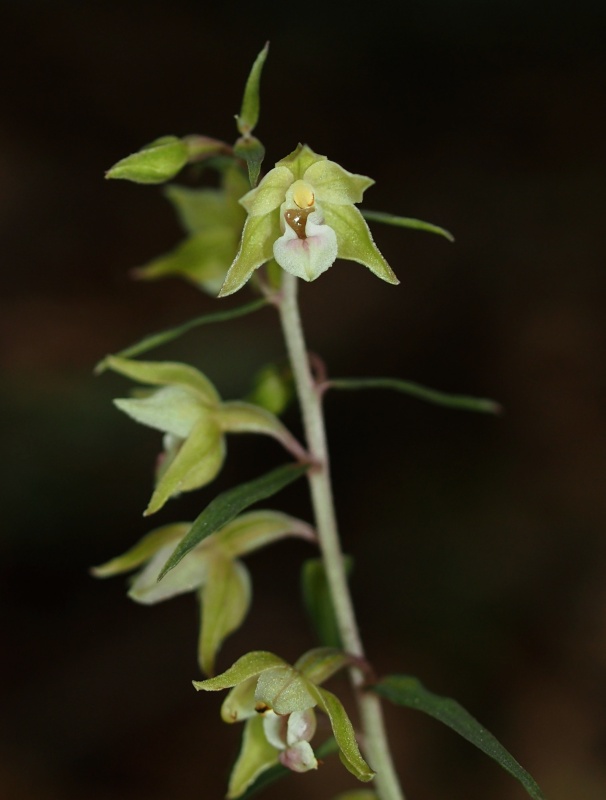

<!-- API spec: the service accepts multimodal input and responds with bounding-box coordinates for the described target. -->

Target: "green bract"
[219,144,399,296]
[193,648,374,797]
[105,356,306,515]
[106,135,189,184]
[92,511,315,675]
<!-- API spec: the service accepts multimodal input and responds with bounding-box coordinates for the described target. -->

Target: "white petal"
[273,211,338,281]
[279,741,318,773]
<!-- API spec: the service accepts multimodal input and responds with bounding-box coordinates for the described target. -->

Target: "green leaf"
[106,136,188,184]
[361,210,455,242]
[158,463,309,579]
[238,737,339,800]
[329,378,502,415]
[372,675,546,800]
[302,557,353,648]
[94,299,268,371]
[235,135,266,188]
[236,42,269,136]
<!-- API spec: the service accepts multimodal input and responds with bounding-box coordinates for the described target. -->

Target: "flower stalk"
[276,271,405,800]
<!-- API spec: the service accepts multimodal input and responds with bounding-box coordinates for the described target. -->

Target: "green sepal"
[255,667,317,715]
[236,42,269,136]
[145,417,225,516]
[106,136,188,184]
[220,677,259,723]
[158,463,309,579]
[305,159,374,205]
[235,135,266,188]
[217,510,315,558]
[332,792,379,800]
[362,210,454,242]
[94,299,268,370]
[216,401,306,460]
[103,356,220,405]
[311,685,375,783]
[328,377,502,415]
[302,557,353,648]
[91,523,188,577]
[114,385,205,439]
[134,227,237,294]
[372,675,546,800]
[127,538,209,604]
[227,716,280,799]
[276,143,325,180]
[219,211,281,297]
[295,647,354,686]
[165,169,248,234]
[323,204,399,285]
[193,651,287,693]
[198,556,251,676]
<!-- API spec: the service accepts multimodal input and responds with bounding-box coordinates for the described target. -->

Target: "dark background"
[2,2,606,799]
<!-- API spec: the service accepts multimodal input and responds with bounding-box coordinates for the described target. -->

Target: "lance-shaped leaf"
[106,136,188,184]
[362,210,454,242]
[372,675,545,800]
[328,377,502,415]
[159,463,309,579]
[236,42,269,136]
[95,299,268,371]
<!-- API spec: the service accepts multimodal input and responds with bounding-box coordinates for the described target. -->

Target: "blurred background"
[2,1,606,798]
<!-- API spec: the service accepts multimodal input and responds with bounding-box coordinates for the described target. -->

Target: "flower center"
[285,180,315,240]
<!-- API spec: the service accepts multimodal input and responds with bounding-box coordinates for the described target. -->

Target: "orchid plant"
[95,44,546,800]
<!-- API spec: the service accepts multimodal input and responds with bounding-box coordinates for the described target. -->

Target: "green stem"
[276,272,405,800]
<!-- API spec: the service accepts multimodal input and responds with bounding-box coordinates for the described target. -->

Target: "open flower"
[220,144,399,295]
[105,356,307,515]
[194,648,375,797]
[92,511,315,675]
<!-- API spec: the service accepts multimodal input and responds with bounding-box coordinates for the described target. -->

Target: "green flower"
[105,356,307,515]
[194,648,375,797]
[134,165,249,295]
[220,144,399,296]
[93,512,315,675]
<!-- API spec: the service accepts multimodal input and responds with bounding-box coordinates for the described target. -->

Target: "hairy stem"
[277,272,405,800]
